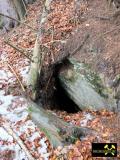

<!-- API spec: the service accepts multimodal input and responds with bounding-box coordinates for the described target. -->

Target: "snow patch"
[0,94,14,115]
[0,127,13,142]
[0,127,28,160]
[80,113,93,127]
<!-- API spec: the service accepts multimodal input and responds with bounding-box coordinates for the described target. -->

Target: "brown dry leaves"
[52,109,119,159]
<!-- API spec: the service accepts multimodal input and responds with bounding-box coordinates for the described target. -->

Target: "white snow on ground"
[0,127,13,142]
[80,113,94,127]
[0,94,14,114]
[0,51,8,61]
[0,95,51,159]
[0,66,29,87]
[0,127,29,160]
[19,65,29,84]
[0,69,16,85]
[0,65,51,159]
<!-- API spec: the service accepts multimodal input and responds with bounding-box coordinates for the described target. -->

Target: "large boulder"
[59,58,116,111]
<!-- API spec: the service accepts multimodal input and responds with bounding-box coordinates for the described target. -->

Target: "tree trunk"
[27,0,53,100]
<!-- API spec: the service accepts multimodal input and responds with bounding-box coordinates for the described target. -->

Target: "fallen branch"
[2,120,35,160]
[4,40,33,62]
[94,23,120,41]
[21,0,28,17]
[102,25,120,36]
[44,39,67,46]
[7,62,26,92]
[94,16,110,21]
[0,12,38,32]
[70,34,90,56]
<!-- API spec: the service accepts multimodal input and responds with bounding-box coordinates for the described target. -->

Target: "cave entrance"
[53,75,80,113]
[38,61,80,113]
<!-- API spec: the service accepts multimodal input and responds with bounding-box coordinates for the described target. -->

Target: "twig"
[101,25,120,36]
[94,24,120,41]
[45,72,53,91]
[94,16,110,21]
[70,34,90,56]
[44,40,66,46]
[2,120,35,160]
[7,62,26,92]
[4,40,33,62]
[0,12,38,32]
[21,0,28,17]
[51,26,55,62]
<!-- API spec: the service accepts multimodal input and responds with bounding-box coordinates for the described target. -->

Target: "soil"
[64,0,120,81]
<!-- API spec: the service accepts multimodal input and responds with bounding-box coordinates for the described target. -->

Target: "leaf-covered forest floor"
[0,0,120,159]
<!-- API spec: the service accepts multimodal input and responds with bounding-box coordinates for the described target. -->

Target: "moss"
[85,71,108,98]
[27,106,33,112]
[68,58,109,98]
[64,135,77,144]
[40,127,51,140]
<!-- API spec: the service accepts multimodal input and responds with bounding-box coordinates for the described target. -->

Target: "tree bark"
[27,0,53,100]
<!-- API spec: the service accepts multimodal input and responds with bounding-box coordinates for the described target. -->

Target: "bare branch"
[4,40,33,62]
[70,34,90,56]
[0,12,38,32]
[21,0,28,16]
[2,120,35,160]
[7,62,26,92]
[45,40,66,45]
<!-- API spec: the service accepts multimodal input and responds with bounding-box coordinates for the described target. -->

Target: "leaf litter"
[0,0,120,159]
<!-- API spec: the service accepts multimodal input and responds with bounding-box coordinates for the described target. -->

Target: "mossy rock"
[59,58,116,111]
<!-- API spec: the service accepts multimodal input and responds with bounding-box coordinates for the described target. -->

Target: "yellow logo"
[104,144,116,156]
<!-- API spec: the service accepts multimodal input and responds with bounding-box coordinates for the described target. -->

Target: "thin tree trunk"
[27,0,53,100]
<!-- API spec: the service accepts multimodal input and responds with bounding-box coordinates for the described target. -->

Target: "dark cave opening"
[38,60,80,113]
[53,76,80,113]
[52,61,80,113]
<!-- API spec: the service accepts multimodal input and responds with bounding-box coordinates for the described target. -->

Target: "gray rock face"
[0,0,18,33]
[0,0,28,34]
[59,60,116,111]
[113,0,120,8]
